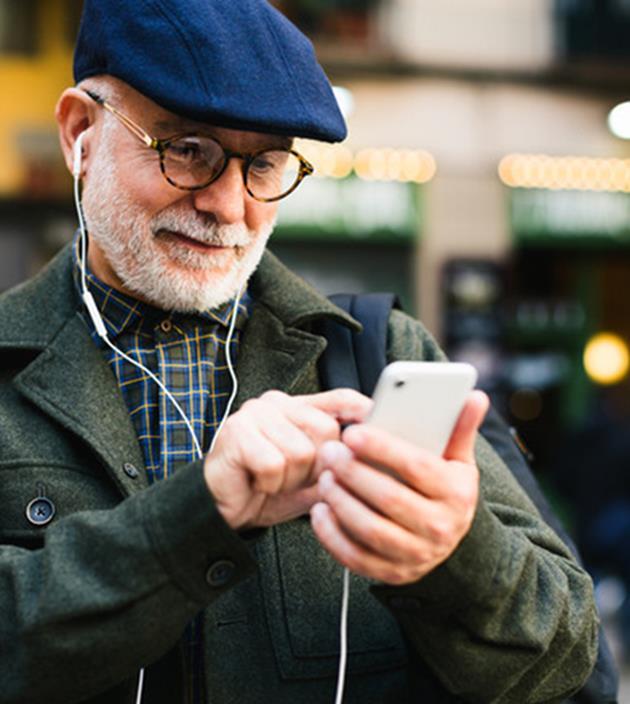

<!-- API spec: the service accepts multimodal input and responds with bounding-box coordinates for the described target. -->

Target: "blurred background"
[1,0,630,692]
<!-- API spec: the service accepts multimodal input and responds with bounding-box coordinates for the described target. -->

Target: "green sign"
[274,175,421,243]
[511,188,630,246]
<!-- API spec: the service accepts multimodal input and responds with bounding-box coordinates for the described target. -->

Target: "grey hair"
[76,76,122,104]
[76,77,124,142]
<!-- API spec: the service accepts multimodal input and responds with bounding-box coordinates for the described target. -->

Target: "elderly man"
[0,1,599,703]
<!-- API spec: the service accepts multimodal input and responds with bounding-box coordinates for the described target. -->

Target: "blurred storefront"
[272,146,430,311]
[0,0,80,282]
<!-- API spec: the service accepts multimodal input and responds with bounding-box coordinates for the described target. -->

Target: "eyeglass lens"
[162,136,302,199]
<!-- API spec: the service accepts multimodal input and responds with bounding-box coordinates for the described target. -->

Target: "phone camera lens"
[394,379,405,388]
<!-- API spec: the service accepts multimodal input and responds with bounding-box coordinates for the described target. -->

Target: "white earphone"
[73,131,85,178]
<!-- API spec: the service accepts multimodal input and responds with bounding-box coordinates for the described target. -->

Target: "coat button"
[25,497,56,526]
[206,560,236,587]
[159,319,173,333]
[123,462,139,479]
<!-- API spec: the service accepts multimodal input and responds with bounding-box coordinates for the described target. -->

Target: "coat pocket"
[256,519,408,681]
[0,461,120,547]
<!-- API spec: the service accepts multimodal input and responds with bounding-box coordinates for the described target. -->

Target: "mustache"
[150,209,251,247]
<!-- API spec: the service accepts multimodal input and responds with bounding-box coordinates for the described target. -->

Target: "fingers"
[204,389,376,531]
[248,389,371,489]
[311,502,415,585]
[313,417,481,584]
[251,389,371,446]
[317,438,477,543]
[280,398,342,447]
[294,388,373,424]
[317,470,430,565]
[340,424,447,498]
[206,390,359,513]
[316,441,435,535]
[253,391,346,489]
[339,391,488,495]
[232,399,324,494]
[258,389,351,440]
[210,419,287,495]
[443,390,489,463]
[256,484,321,527]
[255,404,318,492]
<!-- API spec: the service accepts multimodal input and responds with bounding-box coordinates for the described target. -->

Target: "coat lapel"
[234,303,327,408]
[234,250,361,409]
[14,311,148,496]
[0,246,147,497]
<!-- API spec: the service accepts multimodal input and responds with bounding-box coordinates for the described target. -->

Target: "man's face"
[80,86,282,312]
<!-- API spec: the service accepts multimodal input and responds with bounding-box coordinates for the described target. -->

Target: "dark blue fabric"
[74,0,347,142]
[324,293,400,396]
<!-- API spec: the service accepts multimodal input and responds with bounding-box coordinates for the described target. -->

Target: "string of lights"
[296,141,437,183]
[498,154,630,193]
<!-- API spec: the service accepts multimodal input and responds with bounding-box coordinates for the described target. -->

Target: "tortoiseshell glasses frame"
[83,89,314,202]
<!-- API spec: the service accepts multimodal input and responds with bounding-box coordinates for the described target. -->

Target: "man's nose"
[191,159,246,224]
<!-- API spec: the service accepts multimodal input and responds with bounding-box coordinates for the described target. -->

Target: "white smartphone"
[366,361,478,457]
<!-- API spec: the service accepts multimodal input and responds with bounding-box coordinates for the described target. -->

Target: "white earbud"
[73,131,86,178]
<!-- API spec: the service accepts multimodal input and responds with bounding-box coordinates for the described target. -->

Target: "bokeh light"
[608,101,630,140]
[583,332,630,385]
[498,154,630,193]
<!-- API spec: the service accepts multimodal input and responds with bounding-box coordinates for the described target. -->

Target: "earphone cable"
[335,567,350,704]
[74,162,243,704]
[209,281,243,454]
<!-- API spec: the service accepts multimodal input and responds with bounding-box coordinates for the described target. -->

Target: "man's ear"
[56,87,98,178]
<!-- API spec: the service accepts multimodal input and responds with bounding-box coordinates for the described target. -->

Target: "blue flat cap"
[74,0,347,142]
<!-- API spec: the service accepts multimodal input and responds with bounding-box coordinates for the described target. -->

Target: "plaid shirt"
[73,241,250,703]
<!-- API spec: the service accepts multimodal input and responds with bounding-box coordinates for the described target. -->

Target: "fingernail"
[343,424,365,445]
[320,441,352,467]
[310,502,327,522]
[319,470,334,492]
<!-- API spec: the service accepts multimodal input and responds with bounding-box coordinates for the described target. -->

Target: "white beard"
[81,136,274,313]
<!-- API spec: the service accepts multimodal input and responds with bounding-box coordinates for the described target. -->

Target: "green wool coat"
[0,245,598,704]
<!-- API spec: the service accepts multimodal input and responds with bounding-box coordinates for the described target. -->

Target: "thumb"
[443,390,489,463]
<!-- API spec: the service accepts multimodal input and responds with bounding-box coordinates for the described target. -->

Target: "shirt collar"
[71,233,251,340]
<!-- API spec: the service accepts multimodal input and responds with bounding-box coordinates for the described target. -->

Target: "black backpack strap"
[317,292,619,704]
[320,293,400,396]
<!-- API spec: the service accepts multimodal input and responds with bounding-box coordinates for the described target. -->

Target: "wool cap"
[73,0,347,142]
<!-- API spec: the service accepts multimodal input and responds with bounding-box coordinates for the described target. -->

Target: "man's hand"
[203,389,372,531]
[310,391,489,585]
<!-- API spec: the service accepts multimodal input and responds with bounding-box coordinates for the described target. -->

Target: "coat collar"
[250,249,360,331]
[234,249,361,407]
[0,244,361,490]
[0,245,360,350]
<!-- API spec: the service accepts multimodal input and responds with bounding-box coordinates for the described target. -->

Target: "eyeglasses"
[83,90,314,202]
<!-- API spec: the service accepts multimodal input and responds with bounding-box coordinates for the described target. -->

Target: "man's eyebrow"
[275,136,293,150]
[153,118,195,134]
[152,119,294,149]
